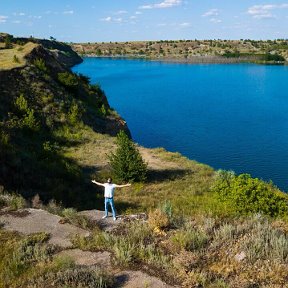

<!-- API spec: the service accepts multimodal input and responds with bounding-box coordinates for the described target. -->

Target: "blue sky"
[1,0,288,42]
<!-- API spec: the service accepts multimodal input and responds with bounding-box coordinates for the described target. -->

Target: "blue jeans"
[104,197,116,218]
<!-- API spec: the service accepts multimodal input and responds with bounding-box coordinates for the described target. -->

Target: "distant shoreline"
[79,54,287,65]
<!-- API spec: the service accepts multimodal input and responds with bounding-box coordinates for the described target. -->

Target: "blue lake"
[73,58,288,192]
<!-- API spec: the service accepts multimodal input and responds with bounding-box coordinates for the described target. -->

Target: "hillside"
[72,39,288,64]
[0,34,129,207]
[0,33,82,68]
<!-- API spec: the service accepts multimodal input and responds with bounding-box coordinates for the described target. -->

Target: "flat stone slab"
[79,210,147,232]
[79,210,123,231]
[57,249,111,268]
[0,208,89,248]
[115,270,175,288]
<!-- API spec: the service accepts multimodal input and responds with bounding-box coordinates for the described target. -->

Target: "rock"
[115,270,175,288]
[0,208,89,248]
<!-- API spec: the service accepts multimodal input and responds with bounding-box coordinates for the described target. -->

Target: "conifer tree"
[108,130,147,182]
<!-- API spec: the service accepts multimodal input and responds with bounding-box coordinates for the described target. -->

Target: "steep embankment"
[0,35,129,206]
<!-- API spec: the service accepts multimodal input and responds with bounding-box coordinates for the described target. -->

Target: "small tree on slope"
[108,130,147,182]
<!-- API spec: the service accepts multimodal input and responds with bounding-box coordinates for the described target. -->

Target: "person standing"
[91,178,131,221]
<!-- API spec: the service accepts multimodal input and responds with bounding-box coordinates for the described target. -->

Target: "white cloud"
[13,12,25,16]
[179,22,191,27]
[114,17,123,23]
[0,15,8,23]
[100,16,125,23]
[210,18,222,23]
[130,16,137,20]
[63,10,74,15]
[139,0,182,9]
[12,20,21,24]
[101,16,112,22]
[202,8,219,17]
[247,4,288,19]
[135,11,142,15]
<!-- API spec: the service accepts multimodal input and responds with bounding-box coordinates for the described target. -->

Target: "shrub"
[61,208,92,229]
[57,72,79,89]
[28,267,114,288]
[212,171,288,217]
[13,55,20,63]
[1,232,53,284]
[113,238,136,266]
[33,58,48,73]
[67,101,82,125]
[22,108,39,131]
[0,131,9,147]
[262,53,285,62]
[0,192,26,210]
[15,94,28,112]
[212,223,237,247]
[108,130,147,182]
[241,218,288,263]
[148,208,170,230]
[31,194,43,208]
[171,229,208,251]
[14,94,39,131]
[45,199,63,215]
[4,35,13,49]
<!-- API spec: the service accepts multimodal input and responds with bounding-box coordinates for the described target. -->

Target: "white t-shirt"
[103,183,116,198]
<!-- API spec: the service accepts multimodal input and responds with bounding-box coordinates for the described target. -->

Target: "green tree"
[4,35,13,49]
[108,131,147,182]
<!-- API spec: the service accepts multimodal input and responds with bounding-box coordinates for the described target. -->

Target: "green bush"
[22,108,39,131]
[33,58,48,73]
[14,94,39,131]
[108,130,147,182]
[57,72,79,89]
[14,94,28,112]
[0,131,9,147]
[67,101,82,125]
[262,53,285,62]
[212,171,288,217]
[13,55,20,63]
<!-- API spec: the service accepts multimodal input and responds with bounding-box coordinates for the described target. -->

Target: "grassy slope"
[0,42,38,70]
[63,126,231,217]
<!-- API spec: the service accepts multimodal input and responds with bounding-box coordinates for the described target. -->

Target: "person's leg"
[103,198,108,218]
[109,198,117,220]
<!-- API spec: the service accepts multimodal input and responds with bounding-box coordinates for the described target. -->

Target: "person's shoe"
[102,215,108,219]
[113,217,117,221]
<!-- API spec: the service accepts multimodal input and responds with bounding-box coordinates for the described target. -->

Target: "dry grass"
[0,42,38,70]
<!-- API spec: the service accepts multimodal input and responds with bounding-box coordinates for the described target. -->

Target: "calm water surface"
[73,58,288,191]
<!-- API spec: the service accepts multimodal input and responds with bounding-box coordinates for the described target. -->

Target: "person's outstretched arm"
[114,183,131,188]
[91,180,105,186]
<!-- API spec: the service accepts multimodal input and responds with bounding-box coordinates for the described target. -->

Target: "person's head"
[107,178,112,184]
